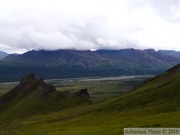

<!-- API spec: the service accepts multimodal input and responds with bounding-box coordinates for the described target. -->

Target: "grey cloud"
[0,0,180,53]
[0,9,132,52]
[147,0,180,23]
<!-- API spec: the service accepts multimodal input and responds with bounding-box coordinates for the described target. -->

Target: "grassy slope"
[0,70,180,134]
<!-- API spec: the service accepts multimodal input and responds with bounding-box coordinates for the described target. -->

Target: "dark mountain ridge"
[0,49,180,82]
[0,73,90,117]
[158,50,180,60]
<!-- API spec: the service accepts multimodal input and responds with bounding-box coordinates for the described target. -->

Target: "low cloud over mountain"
[0,0,180,53]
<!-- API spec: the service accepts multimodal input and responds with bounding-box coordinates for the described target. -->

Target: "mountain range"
[0,48,180,82]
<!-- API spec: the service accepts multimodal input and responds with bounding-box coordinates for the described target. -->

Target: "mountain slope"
[1,49,180,82]
[3,49,179,67]
[0,73,90,120]
[0,51,8,60]
[96,64,180,113]
[158,50,180,60]
[3,50,104,67]
[0,65,180,134]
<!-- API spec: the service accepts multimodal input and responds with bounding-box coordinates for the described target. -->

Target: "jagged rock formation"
[0,73,90,106]
[0,73,55,105]
[75,88,90,98]
[66,88,90,98]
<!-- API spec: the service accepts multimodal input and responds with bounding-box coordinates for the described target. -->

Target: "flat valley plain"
[44,75,154,99]
[0,75,153,99]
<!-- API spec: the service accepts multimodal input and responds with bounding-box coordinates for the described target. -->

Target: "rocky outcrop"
[75,88,89,98]
[33,78,57,96]
[0,73,90,105]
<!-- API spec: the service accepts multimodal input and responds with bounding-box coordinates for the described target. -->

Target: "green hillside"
[0,74,90,122]
[0,65,180,135]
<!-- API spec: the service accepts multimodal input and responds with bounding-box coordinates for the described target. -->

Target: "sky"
[0,0,180,53]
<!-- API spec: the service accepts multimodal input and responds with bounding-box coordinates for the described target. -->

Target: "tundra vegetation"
[0,65,180,135]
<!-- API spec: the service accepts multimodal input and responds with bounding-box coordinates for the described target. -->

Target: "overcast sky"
[0,0,180,53]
